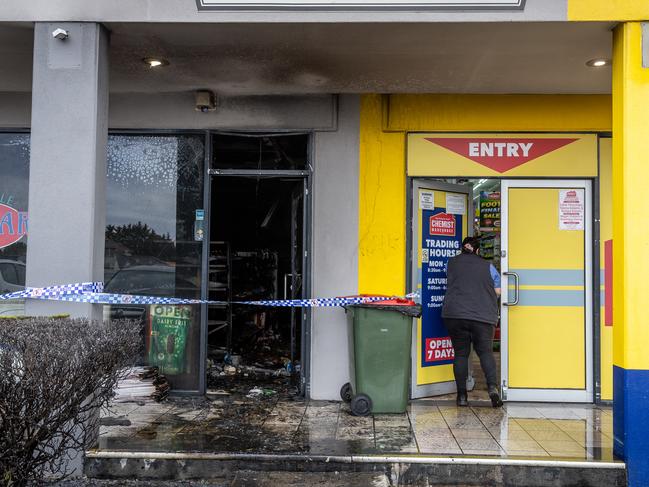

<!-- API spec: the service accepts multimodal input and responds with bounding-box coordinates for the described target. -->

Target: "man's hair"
[461,236,480,254]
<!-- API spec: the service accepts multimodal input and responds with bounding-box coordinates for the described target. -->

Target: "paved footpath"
[51,471,476,486]
[51,471,390,486]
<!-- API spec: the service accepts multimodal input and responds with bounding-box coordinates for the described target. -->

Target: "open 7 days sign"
[197,0,524,10]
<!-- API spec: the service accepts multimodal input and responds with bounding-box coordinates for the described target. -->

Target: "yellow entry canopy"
[407,133,598,178]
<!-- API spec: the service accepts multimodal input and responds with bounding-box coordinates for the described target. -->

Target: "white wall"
[310,94,360,400]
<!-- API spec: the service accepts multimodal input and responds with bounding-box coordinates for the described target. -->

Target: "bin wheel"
[351,393,373,417]
[340,382,353,403]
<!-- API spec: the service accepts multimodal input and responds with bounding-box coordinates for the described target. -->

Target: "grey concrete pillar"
[26,23,109,320]
[310,95,360,400]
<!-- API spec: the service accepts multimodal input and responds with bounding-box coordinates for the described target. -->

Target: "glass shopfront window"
[0,133,29,317]
[212,133,309,170]
[105,134,205,391]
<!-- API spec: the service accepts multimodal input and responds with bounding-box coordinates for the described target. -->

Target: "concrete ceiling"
[0,21,614,95]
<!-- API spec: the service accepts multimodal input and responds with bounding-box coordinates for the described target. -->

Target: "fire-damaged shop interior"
[103,132,309,396]
[206,134,307,395]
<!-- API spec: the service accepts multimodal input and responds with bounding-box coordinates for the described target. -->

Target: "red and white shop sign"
[559,189,584,231]
[429,213,456,236]
[0,203,28,249]
[424,138,578,173]
[425,337,455,363]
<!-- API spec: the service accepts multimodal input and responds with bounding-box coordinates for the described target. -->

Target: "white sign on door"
[446,193,466,215]
[420,191,435,210]
[559,189,584,230]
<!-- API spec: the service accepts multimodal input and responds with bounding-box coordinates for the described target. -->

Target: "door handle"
[503,272,519,307]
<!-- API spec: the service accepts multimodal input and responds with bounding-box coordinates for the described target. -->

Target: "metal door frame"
[409,178,474,399]
[500,179,593,403]
[203,133,312,397]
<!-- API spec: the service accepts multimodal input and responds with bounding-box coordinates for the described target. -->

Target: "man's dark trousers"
[444,318,498,393]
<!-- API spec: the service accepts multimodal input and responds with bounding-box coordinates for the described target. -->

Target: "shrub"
[0,318,140,486]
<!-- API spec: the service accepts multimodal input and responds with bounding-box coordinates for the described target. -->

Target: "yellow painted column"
[358,95,407,295]
[611,21,649,486]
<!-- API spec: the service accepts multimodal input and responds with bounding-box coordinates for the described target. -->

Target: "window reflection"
[104,134,205,391]
[0,133,29,316]
[105,135,204,294]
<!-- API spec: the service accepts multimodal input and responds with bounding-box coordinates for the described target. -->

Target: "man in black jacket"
[442,236,503,408]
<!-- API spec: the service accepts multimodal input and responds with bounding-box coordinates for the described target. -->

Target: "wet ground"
[53,472,503,486]
[53,471,392,486]
[97,390,618,462]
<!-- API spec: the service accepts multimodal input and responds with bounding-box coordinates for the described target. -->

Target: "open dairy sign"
[197,0,523,10]
[0,203,28,249]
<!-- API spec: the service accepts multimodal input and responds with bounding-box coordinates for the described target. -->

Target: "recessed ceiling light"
[143,57,169,68]
[586,58,611,68]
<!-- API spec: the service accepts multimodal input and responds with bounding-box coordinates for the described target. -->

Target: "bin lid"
[345,296,422,317]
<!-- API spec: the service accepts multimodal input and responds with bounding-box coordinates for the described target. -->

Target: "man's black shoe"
[488,386,503,408]
[457,392,468,407]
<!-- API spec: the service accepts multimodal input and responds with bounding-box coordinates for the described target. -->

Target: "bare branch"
[0,318,139,487]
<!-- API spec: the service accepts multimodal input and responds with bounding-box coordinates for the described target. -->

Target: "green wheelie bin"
[340,300,421,416]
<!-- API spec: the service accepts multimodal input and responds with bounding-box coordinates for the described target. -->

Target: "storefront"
[94,109,617,405]
[0,77,618,406]
[101,132,312,393]
[358,95,614,403]
[2,3,649,482]
[409,133,607,403]
[0,90,358,398]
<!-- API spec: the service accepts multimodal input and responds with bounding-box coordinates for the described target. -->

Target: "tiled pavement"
[97,397,618,463]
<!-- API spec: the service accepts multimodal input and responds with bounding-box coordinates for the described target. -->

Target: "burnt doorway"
[207,133,309,395]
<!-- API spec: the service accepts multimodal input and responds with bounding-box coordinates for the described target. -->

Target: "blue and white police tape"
[0,282,105,301]
[0,282,416,308]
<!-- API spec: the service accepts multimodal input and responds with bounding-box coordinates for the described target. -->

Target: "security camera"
[52,28,69,40]
[194,90,216,112]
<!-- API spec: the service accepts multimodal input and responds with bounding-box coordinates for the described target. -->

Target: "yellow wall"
[358,95,407,295]
[386,95,612,132]
[612,23,649,371]
[568,0,649,21]
[359,93,614,398]
[359,94,612,295]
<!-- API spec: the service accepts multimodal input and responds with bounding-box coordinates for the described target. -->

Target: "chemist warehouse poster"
[421,208,462,368]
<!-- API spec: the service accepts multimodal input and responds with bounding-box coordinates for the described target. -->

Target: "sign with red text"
[0,203,28,249]
[421,205,461,367]
[559,189,584,230]
[480,191,501,232]
[426,337,455,362]
[429,213,456,236]
[424,138,577,173]
[407,133,598,177]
